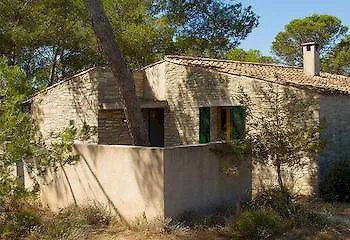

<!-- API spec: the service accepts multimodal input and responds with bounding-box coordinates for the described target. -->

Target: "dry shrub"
[28,203,111,240]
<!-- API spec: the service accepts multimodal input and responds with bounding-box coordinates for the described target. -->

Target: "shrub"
[252,187,324,228]
[80,203,112,226]
[41,206,87,240]
[227,187,325,239]
[233,208,284,239]
[252,186,294,214]
[320,160,350,202]
[0,208,41,240]
[0,182,41,240]
[28,204,112,240]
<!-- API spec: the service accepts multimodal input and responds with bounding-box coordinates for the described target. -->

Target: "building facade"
[31,43,350,194]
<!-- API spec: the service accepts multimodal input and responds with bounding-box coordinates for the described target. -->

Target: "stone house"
[31,42,350,194]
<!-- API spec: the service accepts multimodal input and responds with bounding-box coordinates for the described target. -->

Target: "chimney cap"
[301,42,319,47]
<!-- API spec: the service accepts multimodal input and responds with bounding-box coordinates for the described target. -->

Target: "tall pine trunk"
[85,0,149,146]
[49,47,59,86]
[275,160,285,192]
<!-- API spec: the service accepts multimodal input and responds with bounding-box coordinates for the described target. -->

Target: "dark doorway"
[148,108,164,147]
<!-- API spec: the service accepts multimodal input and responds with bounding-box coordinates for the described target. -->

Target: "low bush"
[0,180,41,240]
[233,208,284,239]
[320,160,350,202]
[229,187,326,239]
[0,207,41,240]
[34,206,88,240]
[252,186,293,214]
[252,187,324,227]
[80,203,112,226]
[28,204,112,240]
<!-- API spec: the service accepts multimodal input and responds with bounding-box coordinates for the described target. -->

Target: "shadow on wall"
[86,144,165,219]
[130,148,164,214]
[67,70,99,126]
[36,144,164,221]
[253,160,318,196]
[75,147,127,222]
[318,95,350,185]
[27,143,253,221]
[31,70,99,142]
[165,65,234,146]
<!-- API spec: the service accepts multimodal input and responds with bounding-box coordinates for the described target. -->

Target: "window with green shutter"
[199,107,210,143]
[230,106,245,140]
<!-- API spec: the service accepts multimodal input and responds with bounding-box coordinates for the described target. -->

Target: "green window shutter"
[199,107,210,143]
[231,106,245,140]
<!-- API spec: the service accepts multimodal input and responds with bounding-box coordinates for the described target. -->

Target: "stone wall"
[143,61,166,100]
[95,68,144,104]
[163,61,316,146]
[161,61,319,195]
[318,94,350,181]
[95,69,147,145]
[164,62,240,146]
[31,68,99,142]
[31,68,146,145]
[97,109,151,145]
[98,110,132,145]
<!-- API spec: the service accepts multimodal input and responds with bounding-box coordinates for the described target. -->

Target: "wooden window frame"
[216,106,245,142]
[199,107,211,144]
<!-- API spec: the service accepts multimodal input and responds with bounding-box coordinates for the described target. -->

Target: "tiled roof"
[164,55,350,94]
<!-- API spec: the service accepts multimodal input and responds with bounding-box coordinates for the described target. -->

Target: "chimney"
[302,42,320,76]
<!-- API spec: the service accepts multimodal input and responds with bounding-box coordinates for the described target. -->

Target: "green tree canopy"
[0,0,259,88]
[225,48,274,63]
[0,58,33,175]
[0,0,103,87]
[104,0,174,68]
[322,35,350,76]
[155,0,259,57]
[272,14,348,66]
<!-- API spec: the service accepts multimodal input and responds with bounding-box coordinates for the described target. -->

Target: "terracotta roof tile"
[164,55,350,94]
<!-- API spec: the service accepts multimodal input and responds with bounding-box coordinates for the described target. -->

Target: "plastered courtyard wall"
[24,143,251,220]
[25,144,164,220]
[163,144,252,217]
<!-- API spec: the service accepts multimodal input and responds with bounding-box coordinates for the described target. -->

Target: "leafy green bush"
[252,187,324,228]
[233,208,284,240]
[229,187,326,239]
[0,173,41,240]
[252,186,294,214]
[320,160,350,202]
[1,209,41,239]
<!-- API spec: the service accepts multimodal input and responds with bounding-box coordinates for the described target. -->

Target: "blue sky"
[238,0,350,56]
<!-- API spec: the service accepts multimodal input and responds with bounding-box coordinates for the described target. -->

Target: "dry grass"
[87,223,350,240]
[85,200,350,240]
[8,198,346,240]
[301,199,350,216]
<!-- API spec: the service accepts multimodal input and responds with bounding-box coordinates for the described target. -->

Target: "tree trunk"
[85,0,149,146]
[276,162,284,192]
[49,48,59,86]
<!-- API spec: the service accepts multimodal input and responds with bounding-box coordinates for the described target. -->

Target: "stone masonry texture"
[31,59,350,196]
[31,69,99,142]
